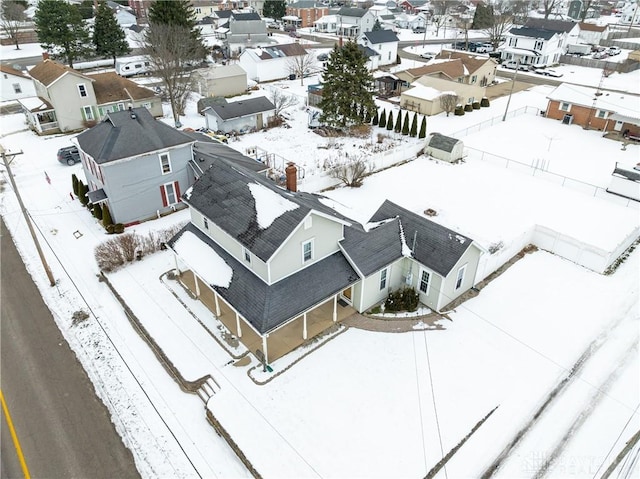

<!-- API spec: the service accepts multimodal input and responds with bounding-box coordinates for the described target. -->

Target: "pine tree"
[319,41,376,128]
[93,203,103,220]
[372,109,379,125]
[379,109,386,128]
[71,173,79,195]
[34,0,92,67]
[78,181,89,205]
[419,116,427,139]
[372,18,382,31]
[148,0,202,54]
[386,111,394,131]
[402,111,409,135]
[410,113,418,137]
[102,203,113,228]
[364,107,372,123]
[94,1,130,67]
[394,110,402,133]
[472,3,494,29]
[263,0,286,19]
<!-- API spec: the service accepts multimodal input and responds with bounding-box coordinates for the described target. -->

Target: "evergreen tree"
[71,173,79,195]
[78,181,89,205]
[148,0,203,55]
[419,116,427,139]
[94,1,130,66]
[364,107,372,123]
[102,203,113,228]
[410,113,418,137]
[394,110,402,133]
[34,0,92,67]
[263,0,286,19]
[386,111,394,131]
[93,203,103,220]
[318,41,376,128]
[372,18,382,31]
[379,109,386,128]
[77,0,94,19]
[402,111,409,135]
[472,2,494,29]
[372,109,379,125]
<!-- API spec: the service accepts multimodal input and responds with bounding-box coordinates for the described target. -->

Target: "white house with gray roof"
[501,20,579,67]
[357,29,399,66]
[75,107,196,225]
[239,43,309,82]
[336,7,377,38]
[203,96,275,134]
[168,158,483,363]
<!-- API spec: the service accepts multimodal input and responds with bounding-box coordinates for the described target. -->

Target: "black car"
[57,146,80,165]
[317,52,329,61]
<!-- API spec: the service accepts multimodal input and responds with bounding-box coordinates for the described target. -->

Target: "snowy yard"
[1,39,639,478]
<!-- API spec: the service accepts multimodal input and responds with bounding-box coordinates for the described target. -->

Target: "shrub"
[379,109,386,128]
[401,111,410,135]
[386,111,394,131]
[93,203,103,220]
[394,110,402,133]
[102,204,113,229]
[71,174,79,196]
[78,181,89,205]
[410,113,418,137]
[372,109,379,126]
[113,223,125,234]
[454,106,465,116]
[384,287,419,312]
[330,157,369,187]
[419,116,427,138]
[480,97,490,107]
[464,104,473,112]
[472,101,481,110]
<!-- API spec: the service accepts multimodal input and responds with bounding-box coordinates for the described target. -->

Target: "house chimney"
[285,162,297,192]
[42,52,49,60]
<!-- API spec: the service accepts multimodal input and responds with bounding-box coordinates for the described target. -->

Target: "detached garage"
[424,133,464,163]
[203,96,275,134]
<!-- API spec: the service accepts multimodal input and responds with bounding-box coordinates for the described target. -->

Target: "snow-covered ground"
[1,37,639,478]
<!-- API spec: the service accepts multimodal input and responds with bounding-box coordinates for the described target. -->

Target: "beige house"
[397,50,497,115]
[21,59,161,134]
[193,64,248,97]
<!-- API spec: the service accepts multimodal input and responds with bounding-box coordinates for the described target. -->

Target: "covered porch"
[179,268,356,363]
[19,97,59,134]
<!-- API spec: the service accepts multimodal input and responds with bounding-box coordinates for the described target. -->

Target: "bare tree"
[508,0,532,25]
[330,157,369,187]
[432,14,449,37]
[142,23,205,127]
[286,53,316,86]
[579,0,596,21]
[483,11,513,50]
[540,0,559,19]
[1,1,26,50]
[268,88,298,117]
[439,93,460,116]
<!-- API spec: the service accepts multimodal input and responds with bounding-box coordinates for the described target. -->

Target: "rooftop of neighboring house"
[337,7,369,17]
[547,83,640,120]
[28,59,93,87]
[231,11,261,21]
[435,49,497,74]
[203,96,275,120]
[523,18,577,33]
[402,83,446,101]
[249,43,308,60]
[0,64,30,79]
[507,26,558,40]
[288,1,326,9]
[578,22,608,32]
[402,59,467,81]
[88,72,158,104]
[76,107,194,164]
[362,29,399,44]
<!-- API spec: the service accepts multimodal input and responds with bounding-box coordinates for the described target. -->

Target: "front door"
[256,114,263,130]
[614,120,624,132]
[340,287,352,304]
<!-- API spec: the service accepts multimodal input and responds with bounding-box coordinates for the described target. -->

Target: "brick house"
[285,1,329,28]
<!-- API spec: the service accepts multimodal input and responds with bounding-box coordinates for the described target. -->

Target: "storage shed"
[606,162,640,202]
[424,133,464,162]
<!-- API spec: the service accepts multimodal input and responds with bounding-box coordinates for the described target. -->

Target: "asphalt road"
[0,216,139,479]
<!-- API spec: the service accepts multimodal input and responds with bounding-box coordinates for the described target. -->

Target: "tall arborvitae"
[419,116,427,138]
[386,111,394,131]
[71,173,79,195]
[402,111,410,135]
[379,109,387,128]
[394,110,402,133]
[410,113,418,137]
[372,109,379,125]
[102,203,113,228]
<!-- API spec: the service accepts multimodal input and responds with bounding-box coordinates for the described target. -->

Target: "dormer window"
[78,84,88,97]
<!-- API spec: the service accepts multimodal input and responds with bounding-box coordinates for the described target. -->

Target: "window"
[160,153,171,174]
[455,264,467,290]
[304,216,312,229]
[470,75,477,84]
[243,247,251,263]
[160,182,180,206]
[117,103,125,111]
[419,270,430,294]
[77,84,88,97]
[83,106,94,121]
[203,217,209,229]
[596,109,606,119]
[559,102,571,112]
[380,268,387,290]
[12,83,22,94]
[534,40,543,50]
[302,239,313,262]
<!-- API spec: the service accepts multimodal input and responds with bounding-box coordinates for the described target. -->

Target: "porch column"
[333,295,338,322]
[214,291,221,316]
[235,312,242,338]
[303,312,308,340]
[174,255,180,275]
[193,271,200,297]
[262,335,269,364]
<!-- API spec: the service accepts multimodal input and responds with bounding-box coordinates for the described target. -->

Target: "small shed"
[424,133,464,163]
[606,162,640,202]
[203,96,275,134]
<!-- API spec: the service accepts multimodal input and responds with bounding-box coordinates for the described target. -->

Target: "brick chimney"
[42,52,49,60]
[285,162,297,192]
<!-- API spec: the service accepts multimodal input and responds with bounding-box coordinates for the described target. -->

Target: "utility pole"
[502,59,520,121]
[1,146,56,286]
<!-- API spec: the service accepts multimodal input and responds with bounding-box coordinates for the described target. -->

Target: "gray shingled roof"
[189,138,269,174]
[182,158,349,262]
[204,96,275,120]
[428,133,460,153]
[232,12,262,21]
[363,29,399,44]
[341,220,403,277]
[337,7,367,17]
[369,200,473,277]
[524,18,577,33]
[76,107,194,164]
[169,224,359,334]
[509,27,557,40]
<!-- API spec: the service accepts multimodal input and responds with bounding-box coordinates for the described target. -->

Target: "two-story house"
[336,7,377,38]
[168,159,483,363]
[239,43,308,82]
[285,1,330,28]
[501,19,580,67]
[75,107,196,225]
[357,29,399,67]
[0,64,36,102]
[577,22,610,45]
[397,50,498,114]
[227,11,269,55]
[20,59,161,134]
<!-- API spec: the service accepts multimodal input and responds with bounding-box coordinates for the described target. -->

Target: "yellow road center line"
[0,388,31,479]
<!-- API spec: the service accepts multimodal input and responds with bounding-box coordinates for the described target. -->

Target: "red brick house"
[545,83,640,137]
[285,1,329,28]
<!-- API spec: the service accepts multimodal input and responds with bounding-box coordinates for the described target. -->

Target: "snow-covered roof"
[173,230,233,288]
[403,83,446,101]
[547,83,640,121]
[18,96,54,112]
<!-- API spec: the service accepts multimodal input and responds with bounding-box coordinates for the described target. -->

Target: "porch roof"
[87,188,108,204]
[19,96,54,112]
[169,224,359,334]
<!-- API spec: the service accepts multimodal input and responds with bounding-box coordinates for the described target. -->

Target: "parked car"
[593,50,609,59]
[283,24,296,32]
[317,52,329,61]
[289,31,301,38]
[412,26,426,33]
[420,52,434,59]
[533,68,563,77]
[608,46,621,56]
[57,146,80,165]
[475,43,494,53]
[502,60,529,71]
